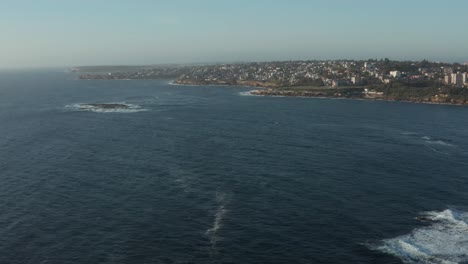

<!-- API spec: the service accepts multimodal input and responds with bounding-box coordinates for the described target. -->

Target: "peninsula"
[74,59,468,105]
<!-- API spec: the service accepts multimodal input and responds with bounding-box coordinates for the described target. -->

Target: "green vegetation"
[291,78,325,87]
[366,80,468,102]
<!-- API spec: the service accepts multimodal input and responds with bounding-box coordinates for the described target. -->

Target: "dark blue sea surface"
[1,70,468,264]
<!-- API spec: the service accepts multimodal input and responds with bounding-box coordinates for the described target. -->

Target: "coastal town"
[76,59,468,105]
[175,60,468,88]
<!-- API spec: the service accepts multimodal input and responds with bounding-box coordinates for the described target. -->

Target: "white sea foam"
[65,103,148,113]
[206,192,228,247]
[422,136,455,147]
[401,131,419,136]
[239,91,254,96]
[239,90,262,96]
[373,209,468,264]
[400,132,456,150]
[426,140,455,148]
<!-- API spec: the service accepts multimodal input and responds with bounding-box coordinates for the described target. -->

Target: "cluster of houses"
[79,60,468,89]
[178,60,468,88]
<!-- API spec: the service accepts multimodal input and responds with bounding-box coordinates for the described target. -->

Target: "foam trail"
[372,209,468,264]
[206,192,228,248]
[400,131,419,136]
[425,145,450,156]
[422,136,455,147]
[400,133,456,148]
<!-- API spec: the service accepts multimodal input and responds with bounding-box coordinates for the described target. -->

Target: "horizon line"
[2,58,468,71]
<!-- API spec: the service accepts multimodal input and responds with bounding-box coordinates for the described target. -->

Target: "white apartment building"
[451,73,464,86]
[390,71,402,78]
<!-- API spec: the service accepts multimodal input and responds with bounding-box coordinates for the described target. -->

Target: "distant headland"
[73,59,468,105]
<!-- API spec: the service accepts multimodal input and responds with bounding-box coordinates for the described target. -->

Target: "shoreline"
[76,78,468,107]
[171,80,467,107]
[170,80,260,89]
[170,81,467,106]
[173,80,468,106]
[173,79,279,88]
[245,89,467,106]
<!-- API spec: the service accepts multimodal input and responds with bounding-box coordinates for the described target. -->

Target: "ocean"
[1,70,468,264]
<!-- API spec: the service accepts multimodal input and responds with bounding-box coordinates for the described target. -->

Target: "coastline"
[173,79,279,88]
[245,89,467,106]
[173,80,468,106]
[76,78,468,107]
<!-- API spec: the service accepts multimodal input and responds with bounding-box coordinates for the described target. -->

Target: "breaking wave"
[372,209,468,264]
[239,90,259,96]
[65,103,148,113]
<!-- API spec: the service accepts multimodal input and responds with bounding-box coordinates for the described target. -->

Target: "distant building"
[351,76,361,85]
[444,75,452,84]
[443,67,454,75]
[364,88,384,96]
[451,73,464,86]
[364,62,375,70]
[390,71,402,78]
[332,80,347,87]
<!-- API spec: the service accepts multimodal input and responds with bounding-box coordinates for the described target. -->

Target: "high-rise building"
[445,75,452,84]
[451,73,464,86]
[351,76,361,85]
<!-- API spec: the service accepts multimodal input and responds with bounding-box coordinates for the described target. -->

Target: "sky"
[0,0,467,68]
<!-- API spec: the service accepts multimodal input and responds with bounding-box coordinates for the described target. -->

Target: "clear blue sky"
[1,0,467,68]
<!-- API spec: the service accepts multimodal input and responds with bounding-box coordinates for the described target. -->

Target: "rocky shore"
[173,78,468,106]
[248,89,468,106]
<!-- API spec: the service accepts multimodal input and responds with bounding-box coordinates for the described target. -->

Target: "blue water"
[1,70,468,264]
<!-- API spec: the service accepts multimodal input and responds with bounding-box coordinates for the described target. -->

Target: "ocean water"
[1,70,468,264]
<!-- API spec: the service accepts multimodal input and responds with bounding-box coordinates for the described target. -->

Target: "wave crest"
[372,209,468,264]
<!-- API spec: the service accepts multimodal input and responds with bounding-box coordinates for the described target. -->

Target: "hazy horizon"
[1,0,468,69]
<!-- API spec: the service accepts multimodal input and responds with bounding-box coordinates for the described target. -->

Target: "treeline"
[370,80,468,101]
